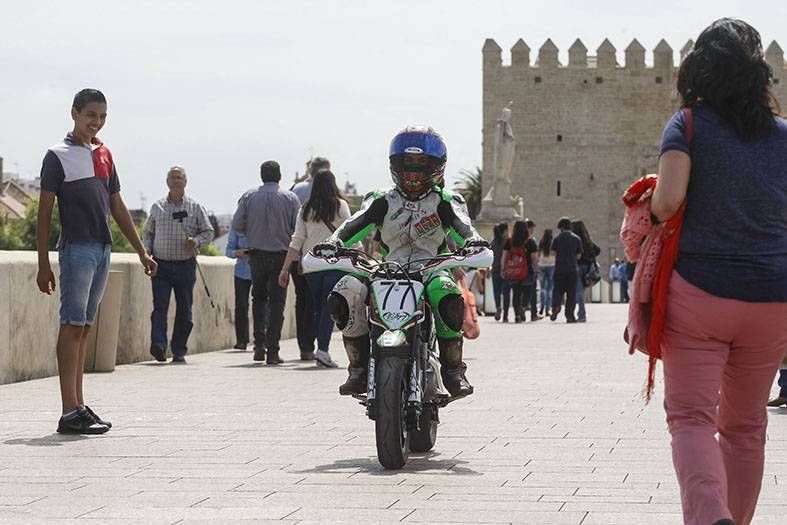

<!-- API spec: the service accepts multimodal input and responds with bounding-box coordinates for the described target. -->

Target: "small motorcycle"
[303,246,492,469]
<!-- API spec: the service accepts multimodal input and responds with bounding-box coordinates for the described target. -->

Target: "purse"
[583,259,602,287]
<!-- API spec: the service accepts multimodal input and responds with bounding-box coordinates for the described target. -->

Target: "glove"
[464,239,490,249]
[312,241,342,257]
[456,239,489,256]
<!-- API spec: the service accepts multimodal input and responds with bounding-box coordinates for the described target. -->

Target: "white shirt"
[289,199,352,255]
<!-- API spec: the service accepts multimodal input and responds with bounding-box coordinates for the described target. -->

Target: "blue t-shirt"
[660,104,787,302]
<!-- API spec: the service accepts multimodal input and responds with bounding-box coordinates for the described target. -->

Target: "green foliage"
[0,213,24,250]
[454,167,483,219]
[109,217,143,253]
[7,198,61,250]
[199,243,220,256]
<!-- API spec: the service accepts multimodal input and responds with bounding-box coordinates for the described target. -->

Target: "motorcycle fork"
[406,329,424,431]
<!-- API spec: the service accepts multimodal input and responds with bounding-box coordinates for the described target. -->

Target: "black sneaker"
[83,405,112,429]
[150,344,166,362]
[171,356,187,364]
[57,408,109,435]
[233,343,248,350]
[253,347,266,361]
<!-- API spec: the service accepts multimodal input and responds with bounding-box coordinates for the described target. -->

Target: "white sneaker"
[314,350,338,368]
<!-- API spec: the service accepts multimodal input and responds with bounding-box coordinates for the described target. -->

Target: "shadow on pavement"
[292,451,480,476]
[3,434,89,446]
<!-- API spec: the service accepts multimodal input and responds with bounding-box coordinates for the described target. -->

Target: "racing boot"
[339,335,370,396]
[438,337,474,398]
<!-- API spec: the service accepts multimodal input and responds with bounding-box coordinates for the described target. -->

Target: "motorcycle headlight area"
[376,329,409,348]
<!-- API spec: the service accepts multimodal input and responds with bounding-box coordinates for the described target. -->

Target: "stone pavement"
[0,305,785,524]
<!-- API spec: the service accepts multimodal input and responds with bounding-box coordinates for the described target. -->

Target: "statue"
[479,103,521,221]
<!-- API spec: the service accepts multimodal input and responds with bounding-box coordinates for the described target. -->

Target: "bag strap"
[322,218,337,233]
[682,107,694,146]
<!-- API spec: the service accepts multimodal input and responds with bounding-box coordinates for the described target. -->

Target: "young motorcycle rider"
[315,126,488,399]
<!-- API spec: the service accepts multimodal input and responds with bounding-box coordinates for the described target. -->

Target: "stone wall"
[481,37,787,270]
[0,251,297,385]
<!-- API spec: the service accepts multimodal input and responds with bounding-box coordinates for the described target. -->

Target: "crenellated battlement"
[483,37,787,72]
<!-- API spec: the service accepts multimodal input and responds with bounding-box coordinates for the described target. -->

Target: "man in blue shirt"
[225,228,252,350]
[232,161,300,364]
[768,370,787,407]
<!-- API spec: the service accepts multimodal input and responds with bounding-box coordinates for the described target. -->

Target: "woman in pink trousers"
[652,18,787,525]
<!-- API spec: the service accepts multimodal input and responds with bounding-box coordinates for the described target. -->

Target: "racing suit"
[326,186,484,397]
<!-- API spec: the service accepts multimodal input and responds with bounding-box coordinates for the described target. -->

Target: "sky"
[1,0,784,214]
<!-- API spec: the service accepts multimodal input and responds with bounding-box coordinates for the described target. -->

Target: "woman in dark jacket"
[489,222,511,321]
[570,220,599,322]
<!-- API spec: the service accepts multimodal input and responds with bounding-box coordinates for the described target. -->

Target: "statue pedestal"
[477,196,522,223]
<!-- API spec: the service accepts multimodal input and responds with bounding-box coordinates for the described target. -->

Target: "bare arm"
[278,247,300,288]
[35,191,57,294]
[110,193,158,277]
[652,150,691,222]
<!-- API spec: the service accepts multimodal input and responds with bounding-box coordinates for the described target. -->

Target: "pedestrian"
[232,160,300,364]
[768,369,787,407]
[489,222,511,321]
[142,166,214,364]
[651,18,787,525]
[537,228,555,317]
[36,88,157,434]
[549,217,582,323]
[609,257,622,302]
[278,169,350,368]
[525,219,542,321]
[288,156,330,360]
[225,228,252,350]
[620,259,630,303]
[571,220,600,322]
[501,220,537,323]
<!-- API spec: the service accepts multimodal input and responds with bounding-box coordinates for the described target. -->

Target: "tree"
[453,167,482,219]
[14,198,60,250]
[0,213,23,250]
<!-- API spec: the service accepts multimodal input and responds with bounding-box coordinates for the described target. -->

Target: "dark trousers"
[290,261,315,353]
[621,279,630,303]
[552,271,578,321]
[234,276,252,345]
[249,250,287,352]
[492,269,511,316]
[779,369,787,398]
[306,270,342,352]
[512,279,537,319]
[151,258,197,358]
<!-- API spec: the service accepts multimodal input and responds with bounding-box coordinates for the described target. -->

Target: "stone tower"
[481,37,787,271]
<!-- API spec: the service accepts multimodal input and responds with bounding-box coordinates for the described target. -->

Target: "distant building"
[0,157,35,220]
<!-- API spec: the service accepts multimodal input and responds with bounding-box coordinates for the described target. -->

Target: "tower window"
[595,76,603,84]
[655,76,663,84]
[556,134,563,142]
[775,78,781,84]
[534,76,542,83]
[557,180,561,197]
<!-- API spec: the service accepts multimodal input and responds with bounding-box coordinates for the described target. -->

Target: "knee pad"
[327,292,349,330]
[437,294,465,333]
[329,275,369,338]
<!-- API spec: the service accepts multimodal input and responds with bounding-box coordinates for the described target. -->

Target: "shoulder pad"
[363,190,385,201]
[437,187,465,204]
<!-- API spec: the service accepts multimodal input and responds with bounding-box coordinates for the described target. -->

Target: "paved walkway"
[0,305,785,524]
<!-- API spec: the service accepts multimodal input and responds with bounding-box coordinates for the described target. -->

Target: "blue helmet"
[389,126,447,200]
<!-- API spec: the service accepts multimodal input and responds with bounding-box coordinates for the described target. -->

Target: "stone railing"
[0,251,296,385]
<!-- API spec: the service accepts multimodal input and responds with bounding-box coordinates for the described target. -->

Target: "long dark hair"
[678,18,780,140]
[538,228,553,256]
[571,220,592,246]
[493,222,509,243]
[510,220,528,247]
[302,170,344,224]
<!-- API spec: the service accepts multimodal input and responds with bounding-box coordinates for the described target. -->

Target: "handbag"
[583,259,602,287]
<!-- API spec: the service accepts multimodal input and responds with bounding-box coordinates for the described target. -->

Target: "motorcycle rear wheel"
[375,355,409,469]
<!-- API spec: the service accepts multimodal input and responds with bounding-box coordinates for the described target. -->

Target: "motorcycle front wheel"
[375,355,409,469]
[409,405,438,452]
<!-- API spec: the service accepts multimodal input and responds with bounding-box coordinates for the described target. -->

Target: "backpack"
[503,243,529,281]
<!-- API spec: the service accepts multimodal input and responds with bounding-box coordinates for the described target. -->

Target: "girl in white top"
[279,170,351,368]
[537,228,555,317]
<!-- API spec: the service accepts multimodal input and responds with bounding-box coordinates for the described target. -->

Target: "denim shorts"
[58,242,111,326]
